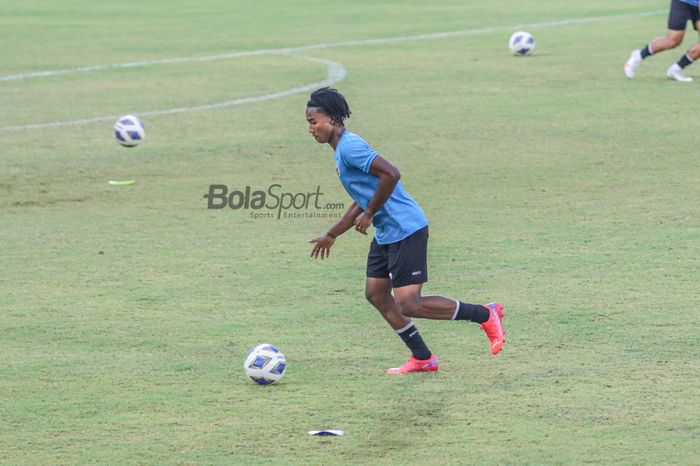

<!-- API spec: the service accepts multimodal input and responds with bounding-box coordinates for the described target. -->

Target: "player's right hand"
[308,233,336,260]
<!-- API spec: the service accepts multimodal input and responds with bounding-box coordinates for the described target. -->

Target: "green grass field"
[2,1,699,464]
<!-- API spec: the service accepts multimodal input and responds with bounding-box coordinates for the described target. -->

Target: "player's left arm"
[354,155,400,234]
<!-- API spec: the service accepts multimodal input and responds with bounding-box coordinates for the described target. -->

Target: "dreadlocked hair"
[307,87,351,126]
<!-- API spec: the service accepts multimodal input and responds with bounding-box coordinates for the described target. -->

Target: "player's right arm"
[308,201,363,259]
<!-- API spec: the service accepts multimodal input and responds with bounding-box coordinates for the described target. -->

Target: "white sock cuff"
[451,300,460,320]
[648,42,654,55]
[686,53,694,63]
[396,320,415,334]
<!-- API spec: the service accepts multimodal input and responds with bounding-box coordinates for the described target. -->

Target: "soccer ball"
[509,31,536,56]
[114,115,145,147]
[244,343,287,385]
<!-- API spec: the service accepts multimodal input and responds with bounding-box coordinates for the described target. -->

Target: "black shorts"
[366,226,429,288]
[669,0,700,31]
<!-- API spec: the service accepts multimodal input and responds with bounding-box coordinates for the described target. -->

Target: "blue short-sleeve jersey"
[680,0,699,7]
[334,130,428,244]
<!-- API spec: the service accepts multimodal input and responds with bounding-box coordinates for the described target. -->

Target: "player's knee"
[666,35,683,48]
[365,288,386,307]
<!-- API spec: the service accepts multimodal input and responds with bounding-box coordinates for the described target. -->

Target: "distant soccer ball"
[113,115,145,147]
[509,31,536,56]
[244,343,287,385]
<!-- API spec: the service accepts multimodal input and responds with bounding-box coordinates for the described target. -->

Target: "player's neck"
[329,127,345,149]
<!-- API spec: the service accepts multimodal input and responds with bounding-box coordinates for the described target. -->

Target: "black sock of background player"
[397,322,432,360]
[678,53,693,69]
[640,44,653,59]
[453,302,489,324]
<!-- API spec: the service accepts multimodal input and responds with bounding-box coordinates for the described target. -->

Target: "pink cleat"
[386,354,439,374]
[481,302,506,355]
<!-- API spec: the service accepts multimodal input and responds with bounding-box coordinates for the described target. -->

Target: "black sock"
[640,44,653,59]
[678,54,693,69]
[397,322,432,360]
[453,301,489,324]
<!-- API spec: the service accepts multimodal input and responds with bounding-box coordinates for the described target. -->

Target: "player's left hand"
[353,212,372,235]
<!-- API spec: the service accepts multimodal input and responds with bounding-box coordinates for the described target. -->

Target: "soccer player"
[625,0,700,82]
[305,87,506,374]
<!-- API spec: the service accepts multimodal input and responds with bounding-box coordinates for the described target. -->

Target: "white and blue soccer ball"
[509,31,536,56]
[113,115,145,147]
[244,343,287,385]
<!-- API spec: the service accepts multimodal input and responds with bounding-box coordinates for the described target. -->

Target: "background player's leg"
[626,29,684,78]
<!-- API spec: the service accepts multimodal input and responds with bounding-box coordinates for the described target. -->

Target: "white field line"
[0,54,345,131]
[0,10,665,83]
[0,10,664,131]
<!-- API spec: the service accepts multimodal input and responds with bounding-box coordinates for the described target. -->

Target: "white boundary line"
[0,10,664,132]
[0,54,345,131]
